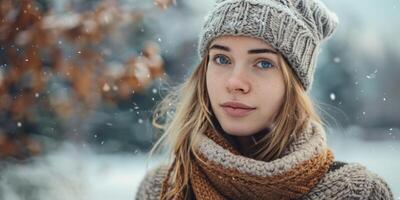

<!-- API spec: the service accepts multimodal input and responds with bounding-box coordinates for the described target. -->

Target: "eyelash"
[213,54,231,65]
[212,54,274,69]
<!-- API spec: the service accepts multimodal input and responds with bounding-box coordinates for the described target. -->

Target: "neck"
[235,127,271,157]
[211,117,271,157]
[235,136,255,157]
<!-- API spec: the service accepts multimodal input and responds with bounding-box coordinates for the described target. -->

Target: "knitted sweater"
[135,123,393,200]
[135,162,393,200]
[135,162,394,200]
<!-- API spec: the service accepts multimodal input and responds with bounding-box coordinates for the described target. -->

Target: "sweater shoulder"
[303,162,394,200]
[135,164,170,200]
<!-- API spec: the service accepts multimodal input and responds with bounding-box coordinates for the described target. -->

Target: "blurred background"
[0,0,399,199]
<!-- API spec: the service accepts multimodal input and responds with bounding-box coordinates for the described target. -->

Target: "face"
[206,35,285,137]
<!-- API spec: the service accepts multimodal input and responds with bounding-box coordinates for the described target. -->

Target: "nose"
[226,69,250,94]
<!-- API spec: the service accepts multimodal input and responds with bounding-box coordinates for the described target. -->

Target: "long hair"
[148,50,324,200]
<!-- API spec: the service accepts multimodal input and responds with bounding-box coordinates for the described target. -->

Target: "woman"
[136,0,394,199]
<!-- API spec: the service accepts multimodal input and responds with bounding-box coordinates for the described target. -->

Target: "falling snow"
[333,57,341,63]
[366,69,378,79]
[1,1,399,198]
[330,93,336,101]
[102,83,110,92]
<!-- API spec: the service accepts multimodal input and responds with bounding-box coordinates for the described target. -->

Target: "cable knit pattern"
[197,0,339,90]
[135,122,394,199]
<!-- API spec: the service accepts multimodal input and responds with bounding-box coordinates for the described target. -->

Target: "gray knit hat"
[198,0,339,91]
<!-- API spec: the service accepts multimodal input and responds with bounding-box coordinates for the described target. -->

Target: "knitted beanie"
[197,0,339,91]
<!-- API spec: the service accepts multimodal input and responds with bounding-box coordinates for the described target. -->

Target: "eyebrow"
[209,44,278,54]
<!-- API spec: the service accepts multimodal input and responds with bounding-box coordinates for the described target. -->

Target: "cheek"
[206,67,220,98]
[266,70,285,100]
[258,78,285,114]
[269,81,285,101]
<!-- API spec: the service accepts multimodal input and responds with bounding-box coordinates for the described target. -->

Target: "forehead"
[209,35,275,50]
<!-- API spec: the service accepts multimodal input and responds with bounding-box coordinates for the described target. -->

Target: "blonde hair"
[148,51,324,200]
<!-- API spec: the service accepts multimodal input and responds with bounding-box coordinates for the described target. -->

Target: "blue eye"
[214,55,231,65]
[256,60,273,69]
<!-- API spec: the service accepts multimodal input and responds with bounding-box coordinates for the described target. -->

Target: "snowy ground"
[0,132,399,200]
[0,143,163,200]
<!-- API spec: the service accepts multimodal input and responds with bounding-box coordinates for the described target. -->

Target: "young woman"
[136,0,394,199]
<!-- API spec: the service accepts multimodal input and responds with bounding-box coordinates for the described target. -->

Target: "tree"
[0,0,172,159]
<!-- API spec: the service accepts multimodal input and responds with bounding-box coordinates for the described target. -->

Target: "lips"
[220,101,256,117]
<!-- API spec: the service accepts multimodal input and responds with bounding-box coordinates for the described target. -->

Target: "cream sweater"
[136,123,393,200]
[135,161,393,200]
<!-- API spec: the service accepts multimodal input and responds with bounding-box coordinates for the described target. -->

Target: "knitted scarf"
[161,122,334,200]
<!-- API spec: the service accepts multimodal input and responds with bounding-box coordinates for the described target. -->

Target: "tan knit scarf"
[161,122,333,200]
